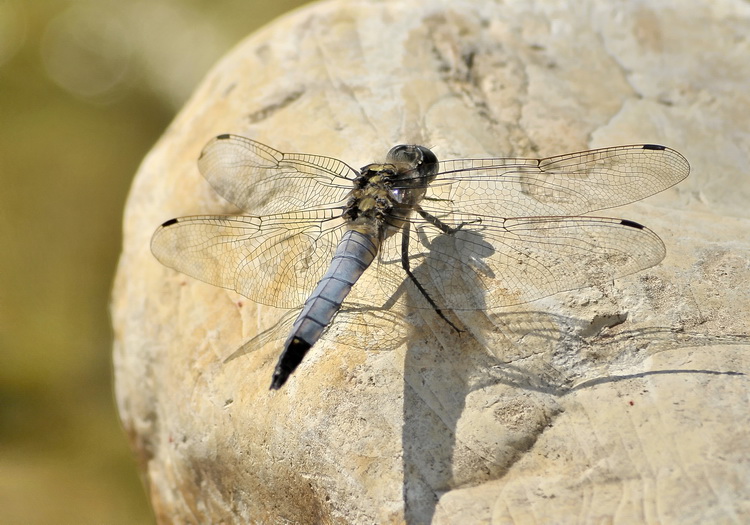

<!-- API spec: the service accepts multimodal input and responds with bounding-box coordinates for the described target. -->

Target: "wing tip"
[160,218,179,227]
[642,144,666,151]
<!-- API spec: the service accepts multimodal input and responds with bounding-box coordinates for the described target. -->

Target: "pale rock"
[112,0,750,523]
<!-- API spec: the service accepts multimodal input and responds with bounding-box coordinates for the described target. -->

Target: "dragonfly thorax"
[342,164,398,234]
[343,145,439,238]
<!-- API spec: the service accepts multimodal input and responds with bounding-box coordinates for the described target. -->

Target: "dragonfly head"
[386,144,439,186]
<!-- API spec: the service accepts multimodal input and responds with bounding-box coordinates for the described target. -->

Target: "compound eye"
[416,146,437,167]
[386,144,420,164]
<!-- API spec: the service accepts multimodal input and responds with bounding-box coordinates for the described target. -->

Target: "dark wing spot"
[620,219,645,229]
[216,133,231,140]
[642,144,666,151]
[161,218,179,227]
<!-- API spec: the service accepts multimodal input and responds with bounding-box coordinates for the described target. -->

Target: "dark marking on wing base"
[161,218,179,227]
[620,219,645,229]
[642,144,666,151]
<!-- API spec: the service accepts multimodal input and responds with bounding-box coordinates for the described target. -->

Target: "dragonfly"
[151,134,690,390]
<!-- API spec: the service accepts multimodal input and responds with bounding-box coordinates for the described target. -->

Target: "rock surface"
[113,1,750,523]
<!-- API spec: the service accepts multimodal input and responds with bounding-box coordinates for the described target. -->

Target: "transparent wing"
[424,144,690,218]
[157,139,687,317]
[377,215,665,310]
[197,134,357,215]
[151,209,347,308]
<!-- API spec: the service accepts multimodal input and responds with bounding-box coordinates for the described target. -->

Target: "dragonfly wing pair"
[151,135,690,388]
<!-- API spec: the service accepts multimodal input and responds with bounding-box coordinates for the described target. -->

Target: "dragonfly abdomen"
[270,229,380,389]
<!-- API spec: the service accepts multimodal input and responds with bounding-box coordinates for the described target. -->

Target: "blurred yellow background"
[0,1,310,523]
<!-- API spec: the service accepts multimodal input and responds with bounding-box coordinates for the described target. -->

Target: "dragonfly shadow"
[396,227,749,524]
[398,225,507,520]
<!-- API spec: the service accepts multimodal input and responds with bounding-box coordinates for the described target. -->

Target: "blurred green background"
[0,1,310,523]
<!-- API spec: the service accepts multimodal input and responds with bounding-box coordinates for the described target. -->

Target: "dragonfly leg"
[416,207,481,235]
[400,221,463,333]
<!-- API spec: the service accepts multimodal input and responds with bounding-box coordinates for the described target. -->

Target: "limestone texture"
[113,1,750,523]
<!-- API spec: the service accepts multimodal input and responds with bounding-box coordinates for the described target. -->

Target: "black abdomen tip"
[269,337,312,390]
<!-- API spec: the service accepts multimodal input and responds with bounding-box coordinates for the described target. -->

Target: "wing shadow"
[395,226,749,524]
